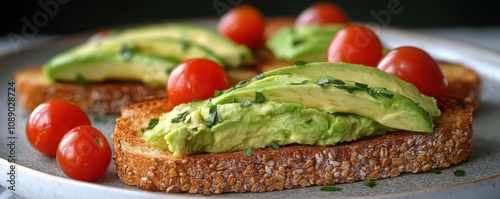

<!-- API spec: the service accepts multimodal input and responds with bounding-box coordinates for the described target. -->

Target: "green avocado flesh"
[42,23,252,85]
[44,52,178,86]
[143,62,440,157]
[144,101,390,157]
[266,24,344,62]
[83,23,251,68]
[71,38,225,66]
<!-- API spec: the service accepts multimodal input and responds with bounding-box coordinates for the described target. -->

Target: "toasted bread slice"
[14,67,256,115]
[112,95,473,194]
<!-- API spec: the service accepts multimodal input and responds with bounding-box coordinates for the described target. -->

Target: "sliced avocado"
[212,74,434,132]
[257,62,440,117]
[79,23,252,68]
[144,100,390,157]
[266,24,344,63]
[43,51,179,86]
[70,38,225,66]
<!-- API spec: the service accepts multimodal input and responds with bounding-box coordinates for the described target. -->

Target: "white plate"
[1,21,500,199]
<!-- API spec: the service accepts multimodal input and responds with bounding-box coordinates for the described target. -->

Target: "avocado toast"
[112,62,476,194]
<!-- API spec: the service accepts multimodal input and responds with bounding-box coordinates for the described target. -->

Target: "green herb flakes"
[316,78,345,88]
[141,118,159,134]
[119,44,133,61]
[254,92,265,103]
[454,170,465,177]
[171,111,188,123]
[269,141,280,150]
[244,148,253,157]
[427,168,442,174]
[305,119,313,124]
[191,127,198,132]
[319,186,342,192]
[76,73,88,85]
[204,105,218,127]
[364,179,376,188]
[180,40,190,53]
[214,90,223,98]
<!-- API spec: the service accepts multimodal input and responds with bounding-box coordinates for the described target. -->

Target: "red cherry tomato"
[167,58,229,106]
[26,100,91,157]
[218,5,265,49]
[327,25,383,67]
[295,1,349,26]
[56,125,111,182]
[377,46,448,100]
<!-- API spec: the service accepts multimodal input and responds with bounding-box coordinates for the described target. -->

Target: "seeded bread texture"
[112,96,473,194]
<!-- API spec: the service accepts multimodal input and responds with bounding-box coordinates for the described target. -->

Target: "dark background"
[2,0,500,35]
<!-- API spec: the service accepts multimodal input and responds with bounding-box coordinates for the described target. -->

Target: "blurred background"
[2,0,500,34]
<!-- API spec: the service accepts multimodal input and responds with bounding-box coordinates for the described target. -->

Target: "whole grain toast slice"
[112,95,474,194]
[14,67,257,115]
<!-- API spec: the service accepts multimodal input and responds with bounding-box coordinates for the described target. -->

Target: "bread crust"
[112,96,473,194]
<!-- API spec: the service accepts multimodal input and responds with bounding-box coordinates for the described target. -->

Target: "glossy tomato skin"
[56,125,111,182]
[167,58,229,106]
[218,5,265,49]
[295,1,349,26]
[327,25,383,67]
[377,46,448,100]
[26,100,91,157]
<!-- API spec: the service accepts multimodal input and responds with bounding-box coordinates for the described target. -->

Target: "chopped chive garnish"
[171,111,188,123]
[142,118,159,133]
[180,40,190,53]
[364,179,376,188]
[380,92,394,99]
[269,141,280,150]
[214,90,223,98]
[253,92,265,103]
[319,186,342,192]
[204,105,218,127]
[76,73,88,85]
[294,61,306,66]
[240,99,252,108]
[244,148,253,157]
[292,38,304,46]
[427,168,442,174]
[454,170,465,177]
[355,82,368,89]
[119,44,133,61]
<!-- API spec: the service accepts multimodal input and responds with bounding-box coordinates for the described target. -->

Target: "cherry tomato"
[56,125,111,182]
[377,46,448,100]
[167,58,229,106]
[327,25,383,67]
[26,100,91,157]
[295,1,349,26]
[218,5,265,49]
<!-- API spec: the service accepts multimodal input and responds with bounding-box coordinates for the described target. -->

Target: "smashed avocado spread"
[143,62,440,157]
